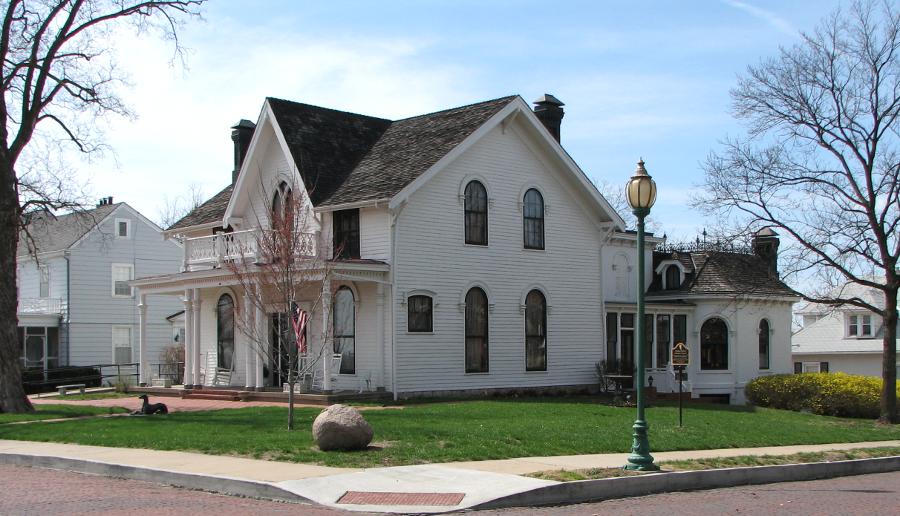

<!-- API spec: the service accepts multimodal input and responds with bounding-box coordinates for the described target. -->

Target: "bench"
[57,384,86,396]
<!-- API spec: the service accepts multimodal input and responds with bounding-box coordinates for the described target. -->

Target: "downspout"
[64,250,71,366]
[389,201,406,401]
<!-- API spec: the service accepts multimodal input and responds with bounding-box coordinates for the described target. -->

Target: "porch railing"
[18,297,66,315]
[183,229,318,270]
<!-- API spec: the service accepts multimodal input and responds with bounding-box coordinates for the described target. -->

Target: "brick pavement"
[0,464,360,516]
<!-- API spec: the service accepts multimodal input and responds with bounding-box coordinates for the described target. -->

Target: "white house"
[17,201,184,380]
[793,282,898,377]
[133,94,797,403]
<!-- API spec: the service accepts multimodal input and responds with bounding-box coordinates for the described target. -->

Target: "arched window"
[700,317,728,370]
[465,287,489,373]
[525,290,547,371]
[333,287,355,374]
[523,189,545,250]
[665,265,680,290]
[216,294,235,371]
[758,319,770,370]
[464,181,488,245]
[271,181,292,228]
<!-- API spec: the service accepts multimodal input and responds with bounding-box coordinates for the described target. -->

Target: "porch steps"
[182,389,241,402]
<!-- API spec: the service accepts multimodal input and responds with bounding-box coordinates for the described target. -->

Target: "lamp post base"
[624,419,659,471]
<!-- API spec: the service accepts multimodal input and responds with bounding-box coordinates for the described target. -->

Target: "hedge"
[745,372,899,419]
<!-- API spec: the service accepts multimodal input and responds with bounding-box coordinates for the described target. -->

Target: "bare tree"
[0,1,205,413]
[694,0,899,422]
[156,182,203,228]
[226,178,336,430]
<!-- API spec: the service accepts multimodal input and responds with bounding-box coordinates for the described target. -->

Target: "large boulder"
[312,404,374,451]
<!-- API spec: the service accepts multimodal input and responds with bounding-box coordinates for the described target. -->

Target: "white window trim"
[111,325,133,364]
[111,263,134,298]
[802,361,822,373]
[655,260,686,290]
[39,264,50,298]
[115,218,132,239]
[846,313,874,338]
[403,289,437,334]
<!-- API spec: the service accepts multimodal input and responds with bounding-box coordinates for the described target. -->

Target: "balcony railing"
[183,229,317,270]
[18,298,66,315]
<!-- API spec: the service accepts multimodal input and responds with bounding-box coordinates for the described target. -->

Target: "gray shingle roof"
[18,203,120,256]
[792,311,897,354]
[648,250,797,298]
[167,96,518,231]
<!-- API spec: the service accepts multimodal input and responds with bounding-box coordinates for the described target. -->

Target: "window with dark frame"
[620,313,635,367]
[759,319,770,369]
[525,289,547,371]
[606,312,618,363]
[334,287,356,374]
[333,209,360,259]
[643,314,653,368]
[656,314,670,368]
[216,294,235,371]
[523,188,544,250]
[700,317,728,370]
[465,287,489,373]
[407,295,433,332]
[464,181,488,245]
[664,264,680,289]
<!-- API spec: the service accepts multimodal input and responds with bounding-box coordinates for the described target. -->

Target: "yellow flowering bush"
[746,373,898,419]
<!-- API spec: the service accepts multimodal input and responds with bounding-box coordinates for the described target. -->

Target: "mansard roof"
[648,249,797,298]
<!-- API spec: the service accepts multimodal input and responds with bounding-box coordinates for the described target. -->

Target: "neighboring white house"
[17,200,184,379]
[133,94,797,403]
[793,283,899,377]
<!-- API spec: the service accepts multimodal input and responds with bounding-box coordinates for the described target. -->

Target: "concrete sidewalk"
[1,438,897,513]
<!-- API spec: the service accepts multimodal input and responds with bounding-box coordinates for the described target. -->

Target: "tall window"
[407,295,433,332]
[216,294,235,371]
[465,287,489,373]
[656,314,671,368]
[664,265,680,290]
[759,319,770,369]
[112,327,132,365]
[333,209,360,259]
[643,314,653,367]
[111,264,133,297]
[605,312,618,362]
[700,318,728,370]
[334,287,356,374]
[523,188,545,250]
[271,181,292,228]
[115,218,131,238]
[620,313,635,367]
[525,290,547,371]
[464,181,488,245]
[39,265,50,298]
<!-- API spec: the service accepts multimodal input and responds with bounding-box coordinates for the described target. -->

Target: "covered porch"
[132,260,392,395]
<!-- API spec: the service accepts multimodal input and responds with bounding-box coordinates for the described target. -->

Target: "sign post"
[671,342,690,427]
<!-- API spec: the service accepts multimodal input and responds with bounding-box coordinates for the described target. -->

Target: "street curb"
[469,456,900,511]
[0,453,315,505]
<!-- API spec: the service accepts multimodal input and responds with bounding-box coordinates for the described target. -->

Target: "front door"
[269,307,309,388]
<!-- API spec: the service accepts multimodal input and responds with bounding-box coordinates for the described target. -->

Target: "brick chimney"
[532,94,565,143]
[231,119,256,184]
[752,227,780,276]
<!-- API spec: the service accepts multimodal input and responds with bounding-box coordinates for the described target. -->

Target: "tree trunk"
[880,290,898,424]
[0,157,32,413]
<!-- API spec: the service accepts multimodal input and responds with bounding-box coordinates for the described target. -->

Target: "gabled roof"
[795,281,887,314]
[168,184,233,231]
[18,203,121,256]
[793,311,896,354]
[648,250,797,298]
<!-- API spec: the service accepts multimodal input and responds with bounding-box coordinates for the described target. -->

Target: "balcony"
[183,229,318,271]
[18,298,66,315]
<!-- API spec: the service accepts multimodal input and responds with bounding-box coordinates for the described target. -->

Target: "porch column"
[138,293,148,386]
[243,289,253,390]
[376,283,386,390]
[322,279,332,393]
[183,291,193,387]
[255,299,264,389]
[192,289,202,387]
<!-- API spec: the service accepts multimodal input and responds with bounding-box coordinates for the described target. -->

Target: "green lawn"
[56,392,134,401]
[0,404,127,424]
[0,399,897,468]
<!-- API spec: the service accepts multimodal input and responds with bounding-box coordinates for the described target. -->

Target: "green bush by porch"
[1,399,897,468]
[746,373,900,419]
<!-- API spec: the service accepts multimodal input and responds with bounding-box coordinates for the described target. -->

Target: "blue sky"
[85,0,845,238]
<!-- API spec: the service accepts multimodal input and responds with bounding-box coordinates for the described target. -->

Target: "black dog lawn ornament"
[137,394,168,415]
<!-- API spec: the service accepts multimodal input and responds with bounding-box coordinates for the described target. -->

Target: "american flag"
[291,306,309,353]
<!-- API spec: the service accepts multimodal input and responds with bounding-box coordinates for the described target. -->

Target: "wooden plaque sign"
[672,341,689,367]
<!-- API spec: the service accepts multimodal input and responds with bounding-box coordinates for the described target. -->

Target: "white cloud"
[723,0,797,36]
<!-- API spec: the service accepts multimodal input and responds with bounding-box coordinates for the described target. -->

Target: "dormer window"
[664,265,680,290]
[848,314,873,337]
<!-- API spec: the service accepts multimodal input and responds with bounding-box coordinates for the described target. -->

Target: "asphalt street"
[0,464,897,515]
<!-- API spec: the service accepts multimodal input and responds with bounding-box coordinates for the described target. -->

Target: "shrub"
[746,372,899,419]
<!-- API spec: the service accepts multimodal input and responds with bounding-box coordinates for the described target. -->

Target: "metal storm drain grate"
[337,491,465,506]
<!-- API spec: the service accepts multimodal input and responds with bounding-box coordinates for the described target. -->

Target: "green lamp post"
[624,158,660,471]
